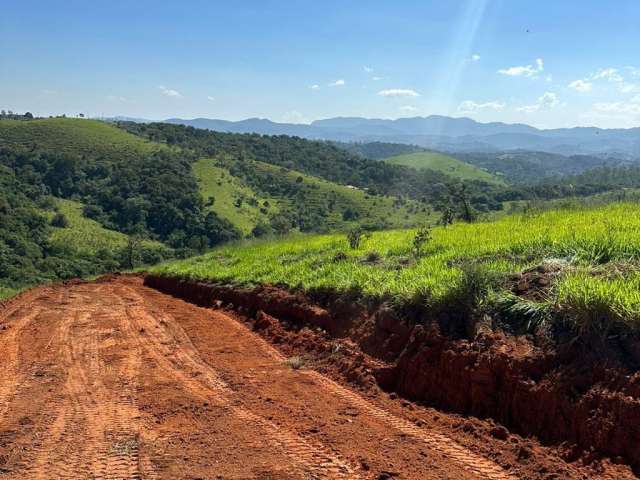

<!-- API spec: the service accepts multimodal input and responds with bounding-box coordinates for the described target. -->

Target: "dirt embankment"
[145,274,640,474]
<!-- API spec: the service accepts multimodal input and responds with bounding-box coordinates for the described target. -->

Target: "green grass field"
[151,202,640,335]
[0,118,161,159]
[47,198,166,255]
[385,151,504,184]
[194,159,278,235]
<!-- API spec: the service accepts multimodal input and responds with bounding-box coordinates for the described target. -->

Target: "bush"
[346,228,366,250]
[412,225,431,258]
[50,212,68,228]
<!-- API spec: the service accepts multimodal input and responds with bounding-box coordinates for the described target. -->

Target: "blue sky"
[2,0,640,128]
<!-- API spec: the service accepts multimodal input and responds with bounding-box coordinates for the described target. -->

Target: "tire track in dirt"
[216,304,516,480]
[121,285,358,479]
[21,287,154,480]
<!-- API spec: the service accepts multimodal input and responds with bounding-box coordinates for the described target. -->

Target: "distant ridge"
[157,115,640,156]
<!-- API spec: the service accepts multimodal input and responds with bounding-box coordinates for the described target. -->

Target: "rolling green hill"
[0,118,161,159]
[196,156,432,234]
[385,151,504,184]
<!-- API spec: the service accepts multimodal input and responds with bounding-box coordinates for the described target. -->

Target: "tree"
[123,235,142,269]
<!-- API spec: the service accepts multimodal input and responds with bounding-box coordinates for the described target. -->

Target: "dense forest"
[453,150,625,184]
[120,122,505,213]
[331,141,426,160]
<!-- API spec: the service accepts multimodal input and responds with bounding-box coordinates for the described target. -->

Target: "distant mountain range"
[116,115,640,157]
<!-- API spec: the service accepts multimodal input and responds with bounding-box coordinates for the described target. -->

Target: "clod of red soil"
[145,274,640,476]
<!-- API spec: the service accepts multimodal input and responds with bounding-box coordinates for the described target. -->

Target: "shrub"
[412,225,431,258]
[50,212,68,228]
[346,228,366,250]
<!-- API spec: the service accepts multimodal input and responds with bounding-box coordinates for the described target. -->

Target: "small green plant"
[412,225,432,258]
[346,227,366,250]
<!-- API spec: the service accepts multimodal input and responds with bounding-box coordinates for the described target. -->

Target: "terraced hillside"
[385,151,504,184]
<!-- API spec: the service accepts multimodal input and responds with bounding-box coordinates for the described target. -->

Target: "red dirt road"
[0,277,634,479]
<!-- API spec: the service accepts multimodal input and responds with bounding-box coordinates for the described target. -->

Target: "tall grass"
[152,202,640,333]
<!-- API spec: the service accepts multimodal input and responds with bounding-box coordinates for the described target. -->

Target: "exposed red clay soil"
[145,274,640,478]
[0,274,633,479]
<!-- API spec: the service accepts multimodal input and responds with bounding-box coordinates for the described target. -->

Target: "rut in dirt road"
[0,276,587,479]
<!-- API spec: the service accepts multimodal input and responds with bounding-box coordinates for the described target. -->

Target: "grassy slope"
[152,202,640,332]
[195,157,431,234]
[48,198,165,255]
[385,152,503,184]
[0,118,160,158]
[252,160,430,230]
[193,159,278,235]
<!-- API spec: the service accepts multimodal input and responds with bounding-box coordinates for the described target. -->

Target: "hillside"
[120,122,506,214]
[332,141,425,160]
[47,198,170,259]
[152,201,640,338]
[0,118,161,159]
[193,158,279,235]
[454,150,626,184]
[385,151,504,184]
[195,156,430,234]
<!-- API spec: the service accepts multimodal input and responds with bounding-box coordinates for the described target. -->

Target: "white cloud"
[328,79,345,87]
[593,101,640,115]
[363,66,373,73]
[106,95,127,102]
[310,84,320,90]
[41,89,57,95]
[471,54,481,61]
[517,92,559,113]
[158,85,182,98]
[568,79,592,93]
[377,88,420,98]
[207,96,215,102]
[592,68,624,83]
[620,83,639,94]
[589,67,640,93]
[458,100,505,113]
[498,58,544,78]
[399,105,418,113]
[538,91,559,108]
[372,76,382,81]
[517,105,541,114]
